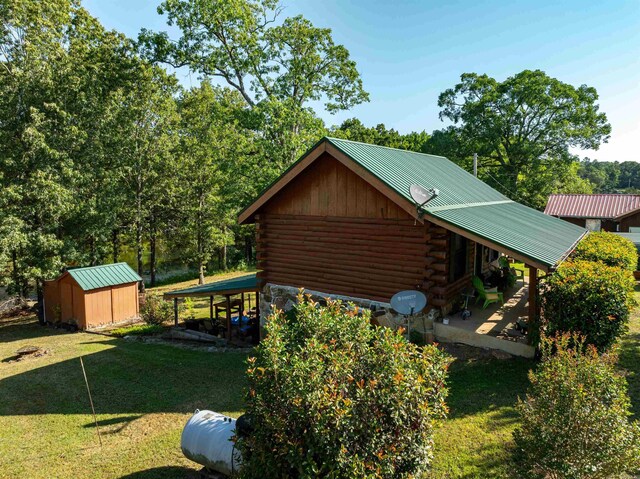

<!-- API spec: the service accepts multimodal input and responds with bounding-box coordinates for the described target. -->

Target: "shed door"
[60,282,73,321]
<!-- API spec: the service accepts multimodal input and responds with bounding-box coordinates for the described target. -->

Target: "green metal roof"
[325,137,587,270]
[615,233,640,245]
[67,263,141,291]
[326,137,509,208]
[164,273,259,299]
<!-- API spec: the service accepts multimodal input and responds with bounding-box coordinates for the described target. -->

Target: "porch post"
[225,294,232,340]
[255,292,261,341]
[528,266,538,323]
[173,298,178,326]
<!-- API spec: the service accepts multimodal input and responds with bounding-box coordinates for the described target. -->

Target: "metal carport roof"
[164,273,259,299]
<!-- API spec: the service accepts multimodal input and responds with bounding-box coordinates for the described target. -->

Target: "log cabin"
[239,137,587,323]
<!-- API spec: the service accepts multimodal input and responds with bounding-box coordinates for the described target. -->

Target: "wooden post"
[255,292,261,341]
[241,292,245,314]
[225,294,232,340]
[528,266,537,324]
[173,298,178,326]
[209,296,213,321]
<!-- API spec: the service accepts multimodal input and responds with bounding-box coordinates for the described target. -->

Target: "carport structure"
[163,273,259,340]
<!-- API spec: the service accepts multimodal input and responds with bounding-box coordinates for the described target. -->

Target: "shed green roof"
[239,137,587,271]
[66,263,141,291]
[164,273,259,299]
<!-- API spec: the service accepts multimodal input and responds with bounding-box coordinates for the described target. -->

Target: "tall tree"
[429,70,611,208]
[169,81,249,283]
[330,118,430,152]
[138,0,367,166]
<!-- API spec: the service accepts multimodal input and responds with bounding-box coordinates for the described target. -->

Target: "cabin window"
[449,233,469,282]
[585,219,601,231]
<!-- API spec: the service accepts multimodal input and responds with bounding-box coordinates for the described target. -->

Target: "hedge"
[238,293,452,479]
[541,260,636,351]
[514,334,640,479]
[572,231,638,271]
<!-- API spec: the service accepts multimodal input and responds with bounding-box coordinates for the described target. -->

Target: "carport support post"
[225,294,232,340]
[173,298,178,326]
[528,266,538,325]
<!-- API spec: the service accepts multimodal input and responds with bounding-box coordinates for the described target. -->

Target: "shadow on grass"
[446,356,532,420]
[82,415,143,434]
[0,315,68,344]
[0,335,250,417]
[118,466,199,479]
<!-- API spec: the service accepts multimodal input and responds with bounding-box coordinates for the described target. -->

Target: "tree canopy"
[425,70,611,208]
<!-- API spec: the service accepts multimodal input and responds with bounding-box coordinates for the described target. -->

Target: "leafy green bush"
[513,334,640,479]
[541,260,636,351]
[111,323,164,337]
[238,294,452,479]
[140,294,174,325]
[573,231,638,271]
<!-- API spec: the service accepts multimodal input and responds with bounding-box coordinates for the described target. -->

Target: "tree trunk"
[89,236,97,266]
[36,280,45,325]
[199,262,205,284]
[136,176,143,280]
[149,214,157,288]
[222,227,228,271]
[11,250,21,297]
[197,194,205,284]
[245,234,252,263]
[112,229,119,263]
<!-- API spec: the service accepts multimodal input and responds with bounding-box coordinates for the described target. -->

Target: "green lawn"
[1,287,638,479]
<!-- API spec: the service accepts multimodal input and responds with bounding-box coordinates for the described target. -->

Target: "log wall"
[256,153,474,309]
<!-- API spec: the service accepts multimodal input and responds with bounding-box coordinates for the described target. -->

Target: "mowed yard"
[1,285,639,479]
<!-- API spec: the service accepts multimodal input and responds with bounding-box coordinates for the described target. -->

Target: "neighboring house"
[545,194,640,232]
[239,137,587,322]
[43,262,141,329]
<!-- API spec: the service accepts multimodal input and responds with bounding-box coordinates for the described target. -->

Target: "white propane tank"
[181,410,242,476]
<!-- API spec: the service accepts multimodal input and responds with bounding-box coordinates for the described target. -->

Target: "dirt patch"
[437,342,514,361]
[3,345,52,363]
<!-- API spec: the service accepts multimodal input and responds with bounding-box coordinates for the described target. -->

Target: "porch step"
[434,322,535,359]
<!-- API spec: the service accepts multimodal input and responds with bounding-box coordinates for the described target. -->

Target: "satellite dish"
[390,290,427,316]
[410,184,439,208]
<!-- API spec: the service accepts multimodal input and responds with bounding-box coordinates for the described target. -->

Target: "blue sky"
[84,0,639,162]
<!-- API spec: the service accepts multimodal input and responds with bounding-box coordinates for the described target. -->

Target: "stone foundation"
[260,283,439,343]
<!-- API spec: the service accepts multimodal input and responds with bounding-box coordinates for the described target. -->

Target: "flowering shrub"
[238,293,452,479]
[513,334,640,479]
[140,294,174,325]
[541,260,636,351]
[573,231,638,271]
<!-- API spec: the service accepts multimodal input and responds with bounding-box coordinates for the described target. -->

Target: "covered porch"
[436,273,535,358]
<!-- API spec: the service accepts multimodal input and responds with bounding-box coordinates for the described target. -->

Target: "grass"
[0,315,249,479]
[110,324,165,337]
[1,284,638,479]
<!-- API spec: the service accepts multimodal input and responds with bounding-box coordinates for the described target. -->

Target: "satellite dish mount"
[390,290,428,339]
[410,184,439,219]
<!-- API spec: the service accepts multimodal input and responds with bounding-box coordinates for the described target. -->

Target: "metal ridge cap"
[425,200,514,213]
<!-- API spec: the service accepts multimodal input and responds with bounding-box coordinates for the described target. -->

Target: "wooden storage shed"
[43,263,141,329]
